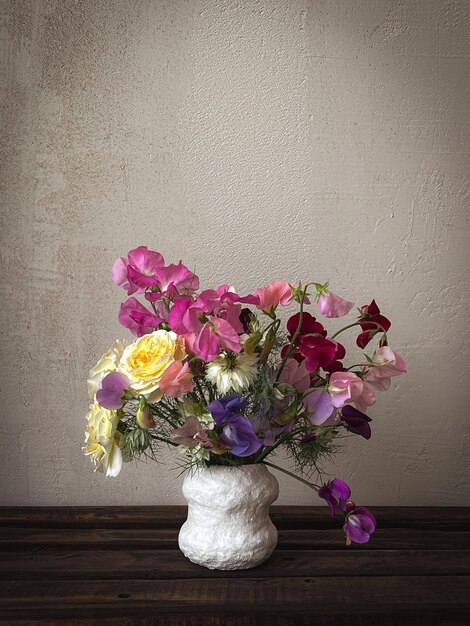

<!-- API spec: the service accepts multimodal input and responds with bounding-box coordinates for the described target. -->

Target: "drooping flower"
[206,352,258,394]
[206,397,262,457]
[328,371,376,413]
[343,507,376,545]
[356,300,391,348]
[159,361,194,397]
[365,346,407,391]
[118,297,164,337]
[118,330,186,402]
[303,389,334,425]
[317,288,354,318]
[87,340,128,400]
[170,415,214,450]
[340,405,372,439]
[112,246,165,294]
[96,371,130,410]
[318,478,351,517]
[255,281,293,314]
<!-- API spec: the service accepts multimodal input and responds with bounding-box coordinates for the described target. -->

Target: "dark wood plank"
[0,576,468,620]
[0,526,469,551]
[2,618,469,626]
[0,548,469,580]
[0,506,468,530]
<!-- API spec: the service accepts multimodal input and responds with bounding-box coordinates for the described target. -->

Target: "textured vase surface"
[178,464,279,570]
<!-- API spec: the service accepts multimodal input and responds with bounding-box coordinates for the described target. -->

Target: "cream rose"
[118,330,186,402]
[83,403,123,477]
[87,339,128,400]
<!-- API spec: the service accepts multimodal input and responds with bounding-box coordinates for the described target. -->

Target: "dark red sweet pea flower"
[356,300,391,349]
[283,312,347,372]
[287,311,327,339]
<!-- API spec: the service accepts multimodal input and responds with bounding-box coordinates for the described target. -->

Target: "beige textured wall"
[1,0,469,506]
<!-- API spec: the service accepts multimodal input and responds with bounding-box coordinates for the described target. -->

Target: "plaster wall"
[1,0,469,505]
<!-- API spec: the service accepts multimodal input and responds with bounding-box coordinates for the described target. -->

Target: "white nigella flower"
[206,352,258,395]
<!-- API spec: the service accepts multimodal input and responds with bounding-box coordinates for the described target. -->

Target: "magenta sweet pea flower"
[343,507,376,544]
[112,246,165,295]
[341,405,372,439]
[96,371,129,410]
[153,261,199,297]
[318,478,351,517]
[118,297,164,337]
[255,281,293,314]
[318,289,354,318]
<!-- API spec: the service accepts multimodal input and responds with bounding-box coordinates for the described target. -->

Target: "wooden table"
[0,506,468,625]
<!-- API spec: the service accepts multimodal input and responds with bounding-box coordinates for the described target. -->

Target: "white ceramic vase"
[178,464,279,570]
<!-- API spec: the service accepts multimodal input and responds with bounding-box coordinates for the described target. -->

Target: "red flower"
[282,312,346,372]
[356,300,391,349]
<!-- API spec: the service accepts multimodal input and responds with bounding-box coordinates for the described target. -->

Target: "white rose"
[87,339,128,399]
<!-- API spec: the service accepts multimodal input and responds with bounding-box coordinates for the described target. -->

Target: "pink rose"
[328,371,376,413]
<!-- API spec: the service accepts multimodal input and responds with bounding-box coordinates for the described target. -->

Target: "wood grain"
[0,506,468,625]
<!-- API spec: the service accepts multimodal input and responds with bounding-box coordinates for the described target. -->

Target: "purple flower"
[303,389,334,425]
[341,405,372,439]
[96,371,129,410]
[206,397,248,421]
[343,507,376,545]
[207,397,262,457]
[318,478,351,517]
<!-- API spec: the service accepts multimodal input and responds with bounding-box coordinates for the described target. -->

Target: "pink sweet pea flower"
[112,246,165,294]
[328,371,376,413]
[365,347,408,391]
[159,361,194,397]
[318,289,354,318]
[255,281,293,314]
[279,359,311,393]
[118,297,164,337]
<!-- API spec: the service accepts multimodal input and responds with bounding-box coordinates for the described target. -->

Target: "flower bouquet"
[84,246,407,569]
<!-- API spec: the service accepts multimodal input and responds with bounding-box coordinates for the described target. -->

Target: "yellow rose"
[118,330,186,402]
[87,339,128,399]
[83,403,123,477]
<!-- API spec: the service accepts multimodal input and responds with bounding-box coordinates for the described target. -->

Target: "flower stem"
[262,460,319,491]
[275,287,307,382]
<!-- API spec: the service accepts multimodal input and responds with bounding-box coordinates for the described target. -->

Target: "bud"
[136,397,155,429]
[244,330,263,355]
[260,327,277,359]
